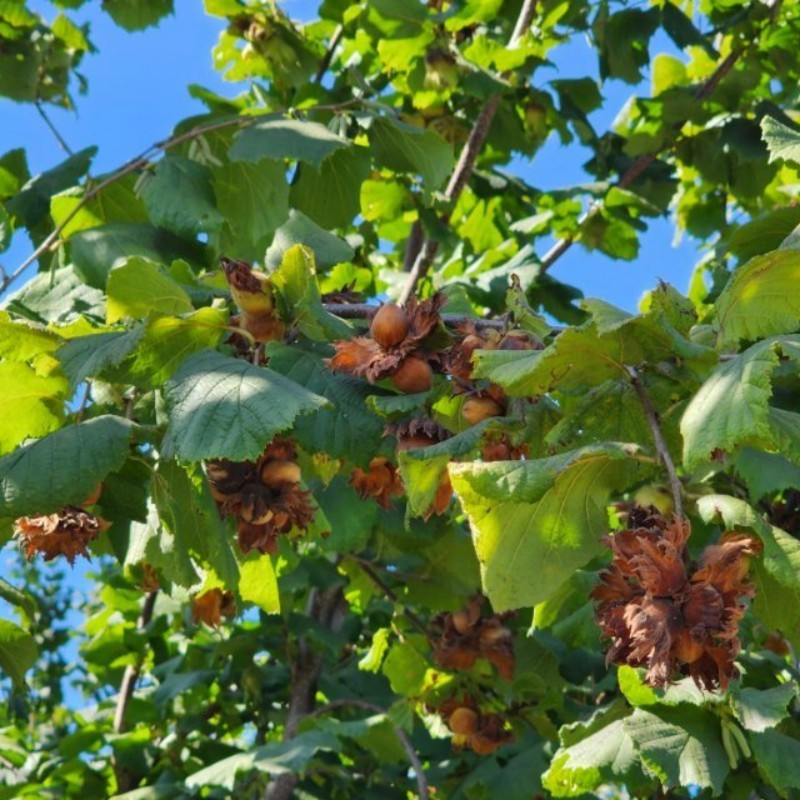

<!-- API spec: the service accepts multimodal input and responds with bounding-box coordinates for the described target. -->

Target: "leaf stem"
[625,365,683,520]
[309,699,430,800]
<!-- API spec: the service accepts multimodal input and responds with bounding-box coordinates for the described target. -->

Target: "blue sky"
[0,1,699,309]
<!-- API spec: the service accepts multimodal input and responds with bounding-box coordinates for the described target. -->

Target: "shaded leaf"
[162,349,328,462]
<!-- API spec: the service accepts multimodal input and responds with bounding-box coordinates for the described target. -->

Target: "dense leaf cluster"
[2,1,800,798]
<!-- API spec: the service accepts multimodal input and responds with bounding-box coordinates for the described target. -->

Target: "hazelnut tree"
[2,1,800,798]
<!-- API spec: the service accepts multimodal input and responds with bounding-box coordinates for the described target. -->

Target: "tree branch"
[2,99,361,296]
[322,302,506,330]
[264,584,347,800]
[314,24,344,82]
[625,366,684,520]
[397,1,538,304]
[35,102,74,156]
[112,590,158,792]
[349,555,431,640]
[310,699,430,800]
[538,46,745,275]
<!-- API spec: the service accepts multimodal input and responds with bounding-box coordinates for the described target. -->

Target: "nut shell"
[371,303,410,348]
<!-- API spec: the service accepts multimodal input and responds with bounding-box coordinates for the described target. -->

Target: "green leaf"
[0,311,61,360]
[0,577,36,625]
[263,342,384,467]
[6,147,96,229]
[271,244,352,341]
[151,459,239,589]
[0,415,134,517]
[139,156,222,238]
[231,118,351,167]
[184,730,338,790]
[398,418,513,518]
[212,156,289,261]
[358,626,390,672]
[0,620,37,689]
[290,146,371,229]
[728,207,800,262]
[734,447,800,500]
[714,250,800,347]
[761,115,800,167]
[368,117,454,192]
[732,684,795,733]
[57,326,146,387]
[449,444,644,611]
[105,256,193,323]
[505,275,551,338]
[126,502,199,589]
[473,308,710,397]
[314,477,378,553]
[162,349,329,462]
[382,639,428,695]
[545,380,651,450]
[749,729,800,793]
[264,209,354,270]
[0,361,67,455]
[70,222,205,289]
[2,265,105,324]
[543,718,636,797]
[624,706,728,795]
[680,338,781,470]
[128,307,229,387]
[102,0,174,30]
[238,551,279,613]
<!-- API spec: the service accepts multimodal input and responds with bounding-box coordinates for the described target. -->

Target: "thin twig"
[349,555,430,640]
[538,47,745,274]
[310,699,430,800]
[314,24,344,82]
[112,590,158,791]
[397,0,538,304]
[323,302,507,330]
[3,99,361,295]
[625,366,684,520]
[75,381,91,422]
[403,220,425,272]
[35,102,74,155]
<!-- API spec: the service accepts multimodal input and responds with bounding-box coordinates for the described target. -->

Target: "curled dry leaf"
[349,457,404,509]
[192,588,237,627]
[15,507,109,564]
[592,511,761,690]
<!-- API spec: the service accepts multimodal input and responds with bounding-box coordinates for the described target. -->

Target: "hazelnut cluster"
[438,697,514,755]
[592,509,761,690]
[192,588,237,627]
[431,596,515,681]
[327,296,445,394]
[446,322,540,428]
[207,437,314,555]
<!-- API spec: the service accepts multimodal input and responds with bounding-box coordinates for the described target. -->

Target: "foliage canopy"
[2,1,800,798]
